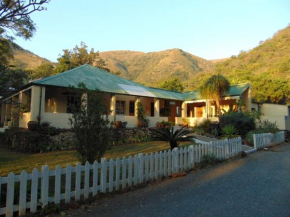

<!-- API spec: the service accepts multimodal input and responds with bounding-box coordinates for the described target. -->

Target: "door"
[150,102,154,117]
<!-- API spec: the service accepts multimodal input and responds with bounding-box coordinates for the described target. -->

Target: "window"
[116,101,125,115]
[67,95,81,113]
[129,101,135,116]
[160,100,170,117]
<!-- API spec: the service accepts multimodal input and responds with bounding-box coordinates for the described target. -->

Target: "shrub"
[245,119,279,145]
[150,127,194,149]
[219,112,255,137]
[222,125,238,139]
[69,83,110,164]
[196,119,211,133]
[260,119,279,133]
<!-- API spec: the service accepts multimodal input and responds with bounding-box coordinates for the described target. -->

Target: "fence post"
[145,154,149,182]
[253,134,257,149]
[101,158,107,193]
[134,155,139,185]
[109,159,114,192]
[75,164,81,201]
[128,156,133,187]
[122,156,127,189]
[6,173,15,217]
[155,152,159,179]
[19,170,28,216]
[93,161,99,196]
[138,153,144,184]
[116,157,121,190]
[173,148,179,173]
[30,168,39,213]
[41,165,49,208]
[84,162,90,199]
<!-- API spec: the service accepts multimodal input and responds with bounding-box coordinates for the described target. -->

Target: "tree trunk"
[170,141,178,150]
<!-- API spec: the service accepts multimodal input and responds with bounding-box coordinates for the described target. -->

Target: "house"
[252,102,290,130]
[0,64,252,129]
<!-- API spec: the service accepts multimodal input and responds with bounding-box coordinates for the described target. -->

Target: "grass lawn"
[0,141,193,176]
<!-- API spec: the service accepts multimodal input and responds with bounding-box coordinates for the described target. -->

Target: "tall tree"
[68,83,110,164]
[159,77,184,92]
[31,62,54,79]
[0,0,50,40]
[0,68,28,95]
[199,74,230,116]
[55,42,109,73]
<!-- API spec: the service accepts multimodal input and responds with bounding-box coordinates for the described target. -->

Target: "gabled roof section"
[181,83,250,100]
[227,83,250,96]
[32,64,184,100]
[31,64,249,101]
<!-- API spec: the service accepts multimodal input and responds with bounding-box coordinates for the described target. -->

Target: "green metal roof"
[182,83,250,100]
[32,64,183,100]
[32,64,249,101]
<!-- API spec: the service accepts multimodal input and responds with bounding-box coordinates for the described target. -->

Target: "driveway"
[66,143,290,217]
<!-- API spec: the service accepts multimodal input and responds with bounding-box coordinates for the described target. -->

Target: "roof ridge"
[33,64,89,84]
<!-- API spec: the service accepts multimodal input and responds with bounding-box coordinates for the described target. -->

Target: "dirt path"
[59,143,290,217]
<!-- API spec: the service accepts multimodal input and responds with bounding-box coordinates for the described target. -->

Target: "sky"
[15,0,290,62]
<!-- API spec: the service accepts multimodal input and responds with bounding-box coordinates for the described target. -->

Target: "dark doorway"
[151,102,154,117]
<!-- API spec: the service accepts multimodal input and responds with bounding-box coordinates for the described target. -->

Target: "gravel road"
[65,143,290,217]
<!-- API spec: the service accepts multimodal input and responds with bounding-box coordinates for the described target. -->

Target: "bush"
[195,119,211,134]
[260,119,279,133]
[219,112,255,137]
[245,119,279,145]
[222,125,238,139]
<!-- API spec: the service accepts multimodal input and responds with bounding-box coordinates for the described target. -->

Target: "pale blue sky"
[15,0,290,62]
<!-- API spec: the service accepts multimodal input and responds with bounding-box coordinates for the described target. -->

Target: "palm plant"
[222,125,238,139]
[150,127,195,150]
[199,74,230,116]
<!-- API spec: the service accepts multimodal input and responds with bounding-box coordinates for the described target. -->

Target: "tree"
[159,77,184,92]
[55,42,109,73]
[0,0,50,40]
[68,83,110,164]
[199,74,230,116]
[31,62,54,79]
[0,68,28,95]
[150,127,194,150]
[0,38,13,69]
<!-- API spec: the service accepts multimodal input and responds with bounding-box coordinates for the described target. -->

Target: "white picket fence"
[253,131,285,149]
[0,137,242,217]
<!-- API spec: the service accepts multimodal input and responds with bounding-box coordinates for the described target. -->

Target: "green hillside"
[100,49,214,86]
[9,43,52,69]
[186,26,290,104]
[9,25,290,104]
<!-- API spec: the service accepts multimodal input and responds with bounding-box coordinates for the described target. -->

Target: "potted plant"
[115,121,123,128]
[137,102,146,127]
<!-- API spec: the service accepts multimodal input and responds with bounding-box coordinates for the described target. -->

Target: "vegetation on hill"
[159,77,184,92]
[5,24,290,104]
[187,25,290,104]
[100,49,214,86]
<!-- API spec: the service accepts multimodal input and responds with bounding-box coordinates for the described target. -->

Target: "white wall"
[115,115,137,128]
[260,103,288,116]
[42,112,72,129]
[147,117,168,128]
[252,103,290,130]
[175,117,218,127]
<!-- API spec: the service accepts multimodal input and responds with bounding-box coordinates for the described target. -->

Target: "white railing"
[253,131,285,149]
[0,137,242,217]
